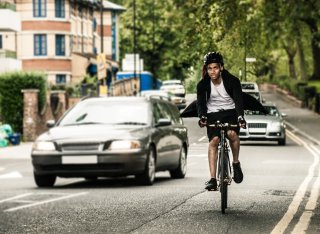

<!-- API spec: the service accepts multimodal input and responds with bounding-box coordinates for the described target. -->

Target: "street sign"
[97,53,107,80]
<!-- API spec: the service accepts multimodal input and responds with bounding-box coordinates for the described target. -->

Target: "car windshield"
[245,106,279,116]
[58,100,150,126]
[241,84,256,90]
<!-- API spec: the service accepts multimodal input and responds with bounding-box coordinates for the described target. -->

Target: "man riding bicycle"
[197,52,246,191]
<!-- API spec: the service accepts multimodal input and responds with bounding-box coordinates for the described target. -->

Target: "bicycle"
[209,121,238,214]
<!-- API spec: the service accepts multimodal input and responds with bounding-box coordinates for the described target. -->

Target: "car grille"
[60,143,101,152]
[248,123,267,128]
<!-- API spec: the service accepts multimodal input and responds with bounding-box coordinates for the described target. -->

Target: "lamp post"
[100,0,104,53]
[133,0,136,79]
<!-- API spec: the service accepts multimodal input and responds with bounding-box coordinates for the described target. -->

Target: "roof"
[102,1,126,11]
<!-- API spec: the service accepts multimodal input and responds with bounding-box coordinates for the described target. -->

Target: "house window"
[93,18,97,31]
[111,12,117,61]
[0,35,2,49]
[55,35,65,56]
[55,0,65,18]
[34,34,47,56]
[33,0,46,17]
[56,74,66,84]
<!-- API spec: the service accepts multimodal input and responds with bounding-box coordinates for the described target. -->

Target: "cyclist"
[197,52,246,191]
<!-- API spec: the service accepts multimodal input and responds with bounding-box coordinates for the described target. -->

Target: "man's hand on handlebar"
[238,116,247,129]
[198,116,207,128]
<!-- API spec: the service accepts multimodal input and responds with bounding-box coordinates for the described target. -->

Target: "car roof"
[80,96,175,106]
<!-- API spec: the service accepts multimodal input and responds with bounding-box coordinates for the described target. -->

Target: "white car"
[160,80,186,97]
[241,81,259,92]
[241,82,264,103]
[139,90,186,109]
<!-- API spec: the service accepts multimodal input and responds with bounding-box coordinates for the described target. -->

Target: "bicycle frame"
[209,122,237,214]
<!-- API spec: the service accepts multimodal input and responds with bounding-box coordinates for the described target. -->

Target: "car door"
[151,101,172,169]
[157,102,183,168]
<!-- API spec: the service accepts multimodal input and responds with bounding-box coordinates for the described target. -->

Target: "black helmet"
[203,52,224,66]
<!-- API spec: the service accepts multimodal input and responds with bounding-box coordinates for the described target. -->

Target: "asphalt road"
[0,89,319,234]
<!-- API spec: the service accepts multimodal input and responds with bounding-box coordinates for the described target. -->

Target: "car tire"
[278,137,286,146]
[170,146,187,179]
[135,146,156,185]
[34,172,56,187]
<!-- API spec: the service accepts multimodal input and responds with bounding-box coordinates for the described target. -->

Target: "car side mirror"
[156,118,171,127]
[46,120,56,128]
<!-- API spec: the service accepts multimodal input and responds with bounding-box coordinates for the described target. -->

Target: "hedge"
[0,72,47,134]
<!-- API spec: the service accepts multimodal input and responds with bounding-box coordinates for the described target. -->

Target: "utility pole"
[133,0,136,79]
[100,0,104,53]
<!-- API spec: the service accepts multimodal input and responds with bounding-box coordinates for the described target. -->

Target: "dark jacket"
[181,70,268,118]
[197,69,244,118]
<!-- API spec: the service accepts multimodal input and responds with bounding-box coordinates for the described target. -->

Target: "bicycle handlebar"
[208,122,239,128]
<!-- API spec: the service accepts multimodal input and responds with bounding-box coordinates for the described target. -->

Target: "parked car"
[239,103,286,145]
[160,80,186,97]
[139,90,187,110]
[31,96,189,187]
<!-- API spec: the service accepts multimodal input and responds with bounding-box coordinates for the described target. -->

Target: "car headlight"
[32,141,56,151]
[109,140,141,150]
[271,122,281,128]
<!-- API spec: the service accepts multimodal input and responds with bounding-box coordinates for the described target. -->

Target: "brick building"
[0,0,125,85]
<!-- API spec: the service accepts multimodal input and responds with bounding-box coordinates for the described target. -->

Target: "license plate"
[249,128,266,133]
[62,156,98,164]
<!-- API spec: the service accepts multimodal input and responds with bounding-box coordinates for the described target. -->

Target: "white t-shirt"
[207,79,235,113]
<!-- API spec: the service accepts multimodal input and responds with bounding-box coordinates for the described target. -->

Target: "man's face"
[207,63,223,80]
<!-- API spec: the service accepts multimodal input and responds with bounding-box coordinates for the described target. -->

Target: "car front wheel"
[278,137,286,146]
[135,146,156,185]
[34,172,56,187]
[170,146,187,179]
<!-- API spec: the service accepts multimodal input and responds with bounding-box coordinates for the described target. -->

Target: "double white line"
[271,127,320,233]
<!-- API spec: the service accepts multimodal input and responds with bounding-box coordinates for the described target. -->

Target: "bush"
[0,72,47,133]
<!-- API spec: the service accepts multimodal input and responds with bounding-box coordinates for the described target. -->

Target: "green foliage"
[0,72,46,133]
[116,0,319,87]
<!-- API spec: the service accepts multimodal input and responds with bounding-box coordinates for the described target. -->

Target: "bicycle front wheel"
[219,149,228,214]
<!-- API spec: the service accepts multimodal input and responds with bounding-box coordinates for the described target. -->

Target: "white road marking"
[0,171,23,179]
[198,136,206,142]
[4,192,88,212]
[292,144,320,233]
[286,121,320,145]
[271,130,320,234]
[0,193,33,204]
[286,129,303,146]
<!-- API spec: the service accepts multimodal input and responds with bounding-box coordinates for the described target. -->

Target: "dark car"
[31,96,189,187]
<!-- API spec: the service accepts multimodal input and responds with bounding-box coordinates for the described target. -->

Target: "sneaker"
[233,162,243,183]
[205,178,217,191]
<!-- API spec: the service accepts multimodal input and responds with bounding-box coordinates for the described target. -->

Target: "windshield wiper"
[115,122,147,125]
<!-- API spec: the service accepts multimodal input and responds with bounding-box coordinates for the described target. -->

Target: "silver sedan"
[239,103,286,145]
